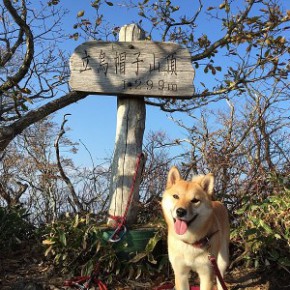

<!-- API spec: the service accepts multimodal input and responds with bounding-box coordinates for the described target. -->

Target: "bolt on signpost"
[69,24,194,227]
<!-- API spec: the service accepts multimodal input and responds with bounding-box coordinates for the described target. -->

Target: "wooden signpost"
[70,42,194,98]
[69,24,194,227]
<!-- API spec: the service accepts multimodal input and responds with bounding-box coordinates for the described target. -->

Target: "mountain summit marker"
[70,41,194,98]
[69,24,195,226]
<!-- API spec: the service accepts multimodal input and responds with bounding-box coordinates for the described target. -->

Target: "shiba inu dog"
[162,167,230,290]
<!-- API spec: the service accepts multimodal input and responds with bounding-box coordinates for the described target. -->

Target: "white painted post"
[107,24,146,226]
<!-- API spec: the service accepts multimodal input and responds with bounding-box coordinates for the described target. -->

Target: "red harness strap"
[108,153,144,242]
[191,230,219,248]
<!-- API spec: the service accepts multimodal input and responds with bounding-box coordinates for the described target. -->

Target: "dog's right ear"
[166,166,181,189]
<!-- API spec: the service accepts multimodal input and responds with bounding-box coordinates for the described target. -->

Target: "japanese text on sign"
[69,41,194,98]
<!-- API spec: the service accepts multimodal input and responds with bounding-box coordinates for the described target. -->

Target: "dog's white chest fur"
[168,236,211,272]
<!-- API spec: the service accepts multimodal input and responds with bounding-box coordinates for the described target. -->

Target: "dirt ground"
[0,241,289,290]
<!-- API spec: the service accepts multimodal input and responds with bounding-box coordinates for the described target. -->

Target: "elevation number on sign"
[122,79,177,91]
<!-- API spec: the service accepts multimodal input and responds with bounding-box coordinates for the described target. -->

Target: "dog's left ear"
[166,166,181,189]
[192,173,214,196]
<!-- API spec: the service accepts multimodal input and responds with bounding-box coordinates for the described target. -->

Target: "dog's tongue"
[174,219,188,235]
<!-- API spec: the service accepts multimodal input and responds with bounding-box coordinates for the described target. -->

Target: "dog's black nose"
[176,208,187,218]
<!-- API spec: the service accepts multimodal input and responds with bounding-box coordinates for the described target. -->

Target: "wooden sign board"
[69,41,194,98]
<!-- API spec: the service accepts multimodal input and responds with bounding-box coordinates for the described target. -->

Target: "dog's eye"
[173,194,179,199]
[191,198,200,204]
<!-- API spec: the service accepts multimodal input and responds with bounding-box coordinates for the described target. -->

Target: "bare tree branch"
[0,0,34,93]
[0,91,88,151]
[54,114,84,213]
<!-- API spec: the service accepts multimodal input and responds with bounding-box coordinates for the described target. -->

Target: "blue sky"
[51,0,289,167]
[54,0,210,166]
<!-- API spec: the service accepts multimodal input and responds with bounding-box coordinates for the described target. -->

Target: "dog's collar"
[185,230,219,248]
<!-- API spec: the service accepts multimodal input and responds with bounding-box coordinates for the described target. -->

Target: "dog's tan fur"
[162,167,230,290]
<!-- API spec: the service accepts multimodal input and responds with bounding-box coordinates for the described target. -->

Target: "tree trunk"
[107,24,146,226]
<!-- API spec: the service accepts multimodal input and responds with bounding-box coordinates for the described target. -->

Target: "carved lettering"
[98,50,108,76]
[122,79,178,92]
[168,83,178,91]
[132,52,144,76]
[149,54,161,74]
[80,50,92,72]
[167,53,177,75]
[70,42,196,97]
[115,52,127,75]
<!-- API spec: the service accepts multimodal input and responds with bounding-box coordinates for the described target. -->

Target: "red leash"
[64,154,144,289]
[64,276,107,290]
[209,255,228,290]
[154,283,200,290]
[64,264,107,290]
[108,152,144,242]
[153,282,174,289]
